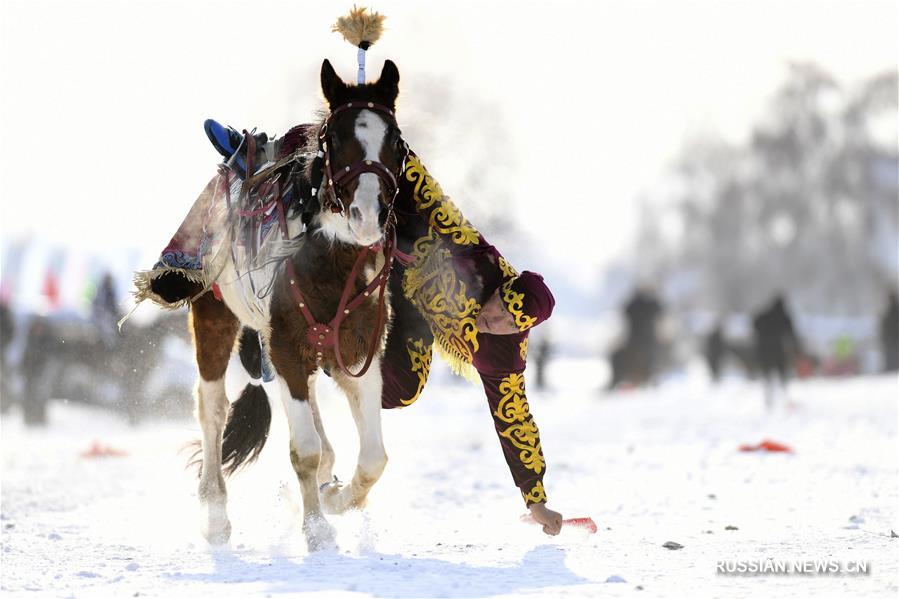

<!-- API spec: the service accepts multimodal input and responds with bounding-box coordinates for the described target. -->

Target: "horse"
[181,59,406,550]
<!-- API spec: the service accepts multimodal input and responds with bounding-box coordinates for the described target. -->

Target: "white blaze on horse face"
[316,110,388,246]
[348,110,388,245]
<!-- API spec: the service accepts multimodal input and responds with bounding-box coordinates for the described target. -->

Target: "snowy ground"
[2,359,897,598]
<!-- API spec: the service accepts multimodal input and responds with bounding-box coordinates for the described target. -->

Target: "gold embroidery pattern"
[500,278,538,332]
[401,338,432,406]
[494,373,545,474]
[522,480,547,505]
[498,256,518,280]
[403,229,481,373]
[405,156,480,246]
[519,338,529,361]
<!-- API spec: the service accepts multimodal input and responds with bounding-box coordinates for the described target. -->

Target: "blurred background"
[1,0,896,424]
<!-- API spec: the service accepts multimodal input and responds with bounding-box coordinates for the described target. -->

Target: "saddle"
[228,127,312,269]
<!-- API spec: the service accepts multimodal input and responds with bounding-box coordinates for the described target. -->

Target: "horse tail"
[221,327,272,476]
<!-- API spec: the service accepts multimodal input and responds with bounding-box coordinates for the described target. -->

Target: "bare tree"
[640,64,898,316]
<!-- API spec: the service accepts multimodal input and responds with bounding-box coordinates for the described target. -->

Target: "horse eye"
[329,133,341,151]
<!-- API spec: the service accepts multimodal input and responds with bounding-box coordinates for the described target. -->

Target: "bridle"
[286,101,409,378]
[311,100,407,218]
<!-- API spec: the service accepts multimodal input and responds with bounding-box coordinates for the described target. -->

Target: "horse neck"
[293,226,375,296]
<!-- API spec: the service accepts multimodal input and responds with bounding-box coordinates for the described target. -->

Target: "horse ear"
[375,60,400,102]
[321,59,347,106]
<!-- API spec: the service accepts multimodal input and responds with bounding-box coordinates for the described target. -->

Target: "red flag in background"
[42,249,67,312]
[42,269,60,310]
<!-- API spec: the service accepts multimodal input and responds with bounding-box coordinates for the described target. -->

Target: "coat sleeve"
[401,153,555,331]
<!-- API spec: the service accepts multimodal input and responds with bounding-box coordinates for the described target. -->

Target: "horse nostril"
[349,206,362,220]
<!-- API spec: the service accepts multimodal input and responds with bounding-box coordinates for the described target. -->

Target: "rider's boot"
[204,119,270,179]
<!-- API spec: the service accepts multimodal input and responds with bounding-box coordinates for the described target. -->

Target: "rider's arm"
[400,153,555,328]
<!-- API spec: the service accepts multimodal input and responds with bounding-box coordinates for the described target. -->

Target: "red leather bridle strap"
[325,101,397,127]
[243,130,257,179]
[330,160,398,194]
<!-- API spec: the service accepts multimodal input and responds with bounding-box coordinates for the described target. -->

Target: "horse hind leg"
[190,293,239,545]
[323,357,388,514]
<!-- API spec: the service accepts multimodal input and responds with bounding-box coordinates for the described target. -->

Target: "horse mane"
[301,107,329,183]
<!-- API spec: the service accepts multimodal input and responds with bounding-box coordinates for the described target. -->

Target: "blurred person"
[0,300,13,357]
[704,321,726,383]
[0,300,14,411]
[532,334,553,391]
[625,288,662,349]
[608,287,663,389]
[91,273,120,348]
[880,291,898,372]
[752,295,801,408]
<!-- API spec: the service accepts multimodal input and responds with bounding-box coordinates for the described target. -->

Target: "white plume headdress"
[332,5,386,85]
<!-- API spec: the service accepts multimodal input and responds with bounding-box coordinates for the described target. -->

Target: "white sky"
[1,0,896,287]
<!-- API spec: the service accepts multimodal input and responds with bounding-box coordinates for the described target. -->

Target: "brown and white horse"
[189,59,404,550]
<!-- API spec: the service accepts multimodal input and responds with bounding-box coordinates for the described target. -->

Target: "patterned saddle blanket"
[131,125,313,311]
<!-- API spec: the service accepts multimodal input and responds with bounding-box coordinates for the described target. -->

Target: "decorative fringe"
[125,266,206,318]
[332,5,385,48]
[434,340,479,383]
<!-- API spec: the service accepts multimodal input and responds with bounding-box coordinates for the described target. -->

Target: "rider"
[202,119,565,535]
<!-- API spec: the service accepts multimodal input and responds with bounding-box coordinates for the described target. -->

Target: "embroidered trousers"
[380,271,547,506]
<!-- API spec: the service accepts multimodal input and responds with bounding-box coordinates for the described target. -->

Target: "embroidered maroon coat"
[379,152,555,506]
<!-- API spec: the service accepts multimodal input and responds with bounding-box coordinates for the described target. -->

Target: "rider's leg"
[380,286,435,409]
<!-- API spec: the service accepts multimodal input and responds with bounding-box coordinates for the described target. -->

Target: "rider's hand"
[529,502,563,536]
[476,289,519,335]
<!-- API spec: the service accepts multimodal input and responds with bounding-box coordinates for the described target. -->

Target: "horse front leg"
[324,357,388,513]
[190,294,239,545]
[271,361,336,551]
[307,371,336,487]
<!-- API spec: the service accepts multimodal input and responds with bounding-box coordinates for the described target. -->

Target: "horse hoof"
[303,514,337,552]
[200,500,231,545]
[201,518,232,545]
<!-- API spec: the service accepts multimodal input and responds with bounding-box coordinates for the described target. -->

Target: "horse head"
[314,58,405,247]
